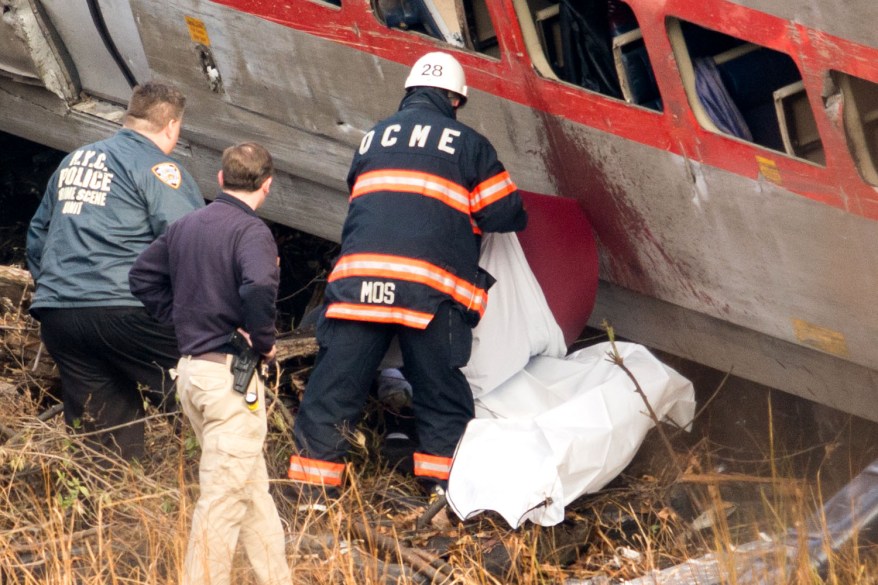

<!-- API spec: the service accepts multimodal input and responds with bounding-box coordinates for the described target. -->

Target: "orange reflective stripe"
[328,253,487,315]
[470,171,516,212]
[413,452,453,480]
[470,216,482,236]
[288,455,346,486]
[326,303,434,329]
[351,170,471,215]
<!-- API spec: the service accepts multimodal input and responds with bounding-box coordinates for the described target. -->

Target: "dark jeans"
[294,301,474,462]
[37,306,180,461]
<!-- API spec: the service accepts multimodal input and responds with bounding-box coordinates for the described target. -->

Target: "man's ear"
[262,176,273,193]
[166,117,181,138]
[217,170,224,188]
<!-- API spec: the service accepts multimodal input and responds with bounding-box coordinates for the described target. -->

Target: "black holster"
[228,331,260,404]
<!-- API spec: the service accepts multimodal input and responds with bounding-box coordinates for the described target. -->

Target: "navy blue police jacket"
[325,87,527,329]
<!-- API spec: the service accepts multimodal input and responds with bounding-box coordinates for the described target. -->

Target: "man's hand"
[236,328,275,363]
[236,327,252,345]
[262,344,277,364]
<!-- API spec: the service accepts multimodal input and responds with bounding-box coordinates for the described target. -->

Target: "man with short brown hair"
[27,81,204,462]
[130,142,292,585]
[125,82,186,128]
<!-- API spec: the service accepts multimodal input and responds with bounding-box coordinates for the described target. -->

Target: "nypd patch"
[151,162,182,189]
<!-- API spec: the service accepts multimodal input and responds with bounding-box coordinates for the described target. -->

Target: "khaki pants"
[177,356,292,585]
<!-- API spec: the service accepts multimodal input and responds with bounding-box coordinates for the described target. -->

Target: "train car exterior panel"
[212,0,878,217]
[36,0,143,100]
[541,109,878,370]
[2,0,877,420]
[729,0,878,51]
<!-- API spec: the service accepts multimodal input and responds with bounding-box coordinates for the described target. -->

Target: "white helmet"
[404,52,468,100]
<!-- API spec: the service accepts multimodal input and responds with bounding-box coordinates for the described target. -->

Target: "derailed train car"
[2,0,878,421]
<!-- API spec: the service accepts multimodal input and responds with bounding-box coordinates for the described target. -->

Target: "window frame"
[666,16,825,166]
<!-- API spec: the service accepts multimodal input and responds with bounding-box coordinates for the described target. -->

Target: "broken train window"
[373,0,499,56]
[832,71,878,186]
[512,0,662,111]
[667,18,825,164]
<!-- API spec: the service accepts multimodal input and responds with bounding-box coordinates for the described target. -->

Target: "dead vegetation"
[2,269,878,584]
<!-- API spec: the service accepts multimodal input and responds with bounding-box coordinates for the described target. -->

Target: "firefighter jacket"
[324,87,527,329]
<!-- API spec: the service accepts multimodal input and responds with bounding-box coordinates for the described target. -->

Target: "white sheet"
[461,232,567,399]
[449,342,696,528]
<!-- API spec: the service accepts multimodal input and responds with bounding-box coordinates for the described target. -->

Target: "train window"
[512,0,662,111]
[832,72,878,186]
[667,18,825,164]
[373,0,499,56]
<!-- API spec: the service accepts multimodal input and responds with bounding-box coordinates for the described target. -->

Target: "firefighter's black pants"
[294,301,474,462]
[36,306,180,461]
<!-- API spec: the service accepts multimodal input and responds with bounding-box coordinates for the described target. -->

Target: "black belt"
[190,352,230,365]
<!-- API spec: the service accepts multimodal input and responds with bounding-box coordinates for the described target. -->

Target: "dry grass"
[3,312,878,584]
[4,390,876,585]
[0,389,554,585]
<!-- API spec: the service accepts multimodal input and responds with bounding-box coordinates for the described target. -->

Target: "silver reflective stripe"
[415,460,451,473]
[290,461,343,481]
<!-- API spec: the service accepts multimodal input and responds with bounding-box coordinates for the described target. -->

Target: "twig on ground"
[351,520,457,583]
[602,320,684,479]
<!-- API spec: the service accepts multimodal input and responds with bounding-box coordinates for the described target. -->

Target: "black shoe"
[381,432,416,475]
[284,481,340,512]
[417,478,447,497]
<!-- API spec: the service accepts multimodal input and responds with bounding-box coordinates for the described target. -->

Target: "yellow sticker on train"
[756,156,782,185]
[185,16,211,46]
[792,319,848,357]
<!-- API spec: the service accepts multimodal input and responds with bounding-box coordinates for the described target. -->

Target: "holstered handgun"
[228,331,260,407]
